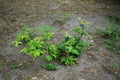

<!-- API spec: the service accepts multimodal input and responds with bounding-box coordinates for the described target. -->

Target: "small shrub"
[37,25,54,34]
[12,18,90,69]
[57,18,90,65]
[60,56,78,65]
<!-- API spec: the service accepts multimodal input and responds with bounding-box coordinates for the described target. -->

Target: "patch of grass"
[97,21,120,55]
[37,25,54,34]
[59,13,72,21]
[61,13,72,20]
[111,59,117,69]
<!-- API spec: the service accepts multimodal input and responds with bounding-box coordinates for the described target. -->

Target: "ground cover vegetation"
[12,18,90,70]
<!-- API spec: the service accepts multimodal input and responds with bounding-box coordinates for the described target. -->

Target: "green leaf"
[20,47,27,53]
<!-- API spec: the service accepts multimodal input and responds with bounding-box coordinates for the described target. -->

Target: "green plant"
[43,32,54,41]
[60,13,72,20]
[0,60,4,70]
[58,18,90,65]
[111,59,117,69]
[12,18,90,69]
[43,32,59,62]
[13,25,55,58]
[20,37,46,58]
[44,37,59,62]
[10,63,19,69]
[48,44,59,59]
[43,63,57,71]
[37,25,54,34]
[12,25,31,47]
[60,56,78,65]
[97,21,120,55]
[64,32,85,56]
[58,13,72,22]
[107,12,120,20]
[0,30,4,36]
[44,55,53,62]
[58,32,88,65]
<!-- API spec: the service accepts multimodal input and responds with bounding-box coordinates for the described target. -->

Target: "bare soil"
[0,0,120,80]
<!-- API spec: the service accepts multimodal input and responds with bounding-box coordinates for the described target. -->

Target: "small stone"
[90,40,94,42]
[115,72,117,74]
[89,56,92,58]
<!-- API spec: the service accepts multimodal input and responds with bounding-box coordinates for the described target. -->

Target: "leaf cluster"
[58,31,89,65]
[12,26,31,47]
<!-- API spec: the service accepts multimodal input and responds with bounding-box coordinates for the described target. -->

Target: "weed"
[48,44,59,59]
[0,30,4,36]
[63,13,72,18]
[60,56,78,65]
[37,25,54,34]
[97,21,120,55]
[10,63,19,69]
[12,24,31,47]
[111,59,117,69]
[108,12,120,20]
[0,60,4,67]
[58,18,90,65]
[43,63,57,71]
[44,55,53,62]
[60,13,72,21]
[0,60,5,70]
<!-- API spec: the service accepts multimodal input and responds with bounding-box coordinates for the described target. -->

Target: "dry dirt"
[0,0,120,80]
